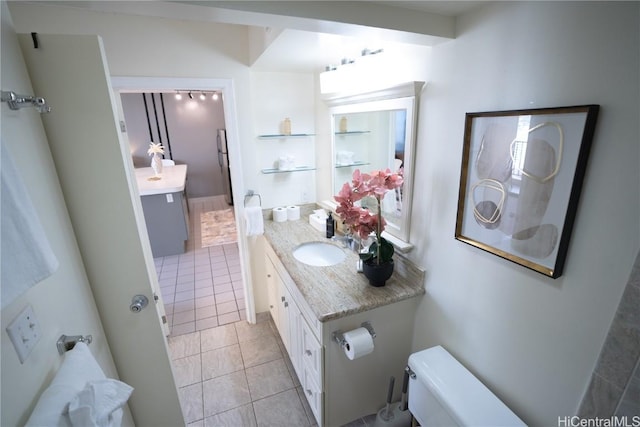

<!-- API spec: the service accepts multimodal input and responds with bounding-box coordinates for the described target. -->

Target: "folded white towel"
[25,343,133,427]
[1,142,59,309]
[244,206,264,236]
[67,379,133,427]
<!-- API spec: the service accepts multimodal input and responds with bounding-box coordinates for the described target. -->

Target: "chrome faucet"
[331,234,359,252]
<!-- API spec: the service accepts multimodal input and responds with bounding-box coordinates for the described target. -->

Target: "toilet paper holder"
[333,321,376,347]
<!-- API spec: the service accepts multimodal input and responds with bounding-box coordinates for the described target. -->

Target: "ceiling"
[196,1,488,72]
[376,1,485,16]
[40,1,487,73]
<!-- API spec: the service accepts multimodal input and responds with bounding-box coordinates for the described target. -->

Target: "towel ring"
[244,191,262,207]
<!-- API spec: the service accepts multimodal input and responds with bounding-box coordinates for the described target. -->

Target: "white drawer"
[302,363,323,426]
[300,316,322,384]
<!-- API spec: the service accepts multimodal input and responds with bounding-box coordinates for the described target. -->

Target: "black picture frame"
[455,105,599,278]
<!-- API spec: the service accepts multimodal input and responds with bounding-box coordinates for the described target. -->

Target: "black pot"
[362,259,394,287]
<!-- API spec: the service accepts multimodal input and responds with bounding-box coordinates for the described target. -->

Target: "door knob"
[130,295,149,313]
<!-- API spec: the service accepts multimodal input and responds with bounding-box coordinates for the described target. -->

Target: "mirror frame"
[323,81,424,248]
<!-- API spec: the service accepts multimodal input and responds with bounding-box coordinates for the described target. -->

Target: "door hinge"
[162,315,168,324]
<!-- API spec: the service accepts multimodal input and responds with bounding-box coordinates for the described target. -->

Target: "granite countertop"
[263,205,425,322]
[134,165,187,196]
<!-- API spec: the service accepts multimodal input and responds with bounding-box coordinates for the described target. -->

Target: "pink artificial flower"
[334,168,402,240]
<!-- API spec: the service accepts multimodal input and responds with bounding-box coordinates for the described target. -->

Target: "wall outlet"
[166,193,174,203]
[6,305,41,364]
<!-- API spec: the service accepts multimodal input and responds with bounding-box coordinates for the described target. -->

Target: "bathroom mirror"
[326,82,424,245]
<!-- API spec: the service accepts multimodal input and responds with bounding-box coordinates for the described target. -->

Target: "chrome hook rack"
[1,90,51,113]
[56,334,93,355]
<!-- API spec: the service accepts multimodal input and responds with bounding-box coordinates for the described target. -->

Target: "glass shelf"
[335,161,370,168]
[261,166,316,174]
[258,133,315,139]
[334,131,370,135]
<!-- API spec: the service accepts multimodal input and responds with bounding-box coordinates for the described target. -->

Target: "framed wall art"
[455,105,599,278]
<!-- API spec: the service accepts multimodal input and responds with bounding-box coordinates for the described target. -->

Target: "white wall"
[409,2,639,425]
[251,71,317,208]
[0,5,126,426]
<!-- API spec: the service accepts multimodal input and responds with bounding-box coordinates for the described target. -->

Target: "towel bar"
[57,334,93,355]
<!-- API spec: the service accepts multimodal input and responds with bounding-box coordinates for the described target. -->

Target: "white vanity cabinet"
[264,242,324,426]
[262,224,423,427]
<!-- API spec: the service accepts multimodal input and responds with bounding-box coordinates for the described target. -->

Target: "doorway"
[111,76,255,326]
[119,89,245,333]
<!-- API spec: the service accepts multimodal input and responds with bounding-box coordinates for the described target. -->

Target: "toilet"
[407,346,526,426]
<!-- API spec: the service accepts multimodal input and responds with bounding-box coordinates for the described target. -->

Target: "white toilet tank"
[407,346,526,426]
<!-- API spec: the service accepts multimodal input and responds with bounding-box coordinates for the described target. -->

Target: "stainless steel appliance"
[217,129,233,205]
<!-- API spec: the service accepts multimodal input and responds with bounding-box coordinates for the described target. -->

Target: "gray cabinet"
[140,191,189,257]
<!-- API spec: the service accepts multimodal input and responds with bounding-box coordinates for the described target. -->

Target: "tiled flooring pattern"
[156,196,378,426]
[167,313,319,426]
[154,196,245,335]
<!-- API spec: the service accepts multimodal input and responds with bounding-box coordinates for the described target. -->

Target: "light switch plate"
[166,193,174,203]
[6,305,41,364]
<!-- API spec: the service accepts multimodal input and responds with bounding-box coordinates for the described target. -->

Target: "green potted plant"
[335,168,403,286]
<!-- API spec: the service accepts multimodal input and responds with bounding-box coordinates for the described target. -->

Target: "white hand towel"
[244,206,264,236]
[26,343,133,427]
[67,379,133,427]
[1,142,59,309]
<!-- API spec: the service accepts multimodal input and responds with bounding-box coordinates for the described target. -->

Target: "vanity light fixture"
[188,91,193,99]
[175,91,182,100]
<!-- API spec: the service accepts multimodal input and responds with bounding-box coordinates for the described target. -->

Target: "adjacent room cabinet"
[135,165,189,257]
[140,191,189,257]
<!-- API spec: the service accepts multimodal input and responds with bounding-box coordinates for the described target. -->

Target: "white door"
[18,34,184,426]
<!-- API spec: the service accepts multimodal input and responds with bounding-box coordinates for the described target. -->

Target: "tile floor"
[167,312,320,426]
[154,196,245,335]
[153,196,377,426]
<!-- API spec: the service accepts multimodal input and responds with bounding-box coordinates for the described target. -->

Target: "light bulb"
[175,92,182,100]
[199,92,206,101]
[212,92,219,101]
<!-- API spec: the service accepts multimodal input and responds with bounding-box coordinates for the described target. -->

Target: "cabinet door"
[300,317,323,385]
[302,363,323,426]
[286,294,302,379]
[299,316,323,426]
[278,281,292,355]
[265,255,279,327]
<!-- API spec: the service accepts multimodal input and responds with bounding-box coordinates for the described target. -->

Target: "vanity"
[262,209,424,426]
[134,165,189,257]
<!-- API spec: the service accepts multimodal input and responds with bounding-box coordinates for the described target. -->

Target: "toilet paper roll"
[287,205,300,221]
[272,207,287,223]
[343,327,374,360]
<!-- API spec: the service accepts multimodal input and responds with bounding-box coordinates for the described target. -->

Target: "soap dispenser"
[326,212,335,238]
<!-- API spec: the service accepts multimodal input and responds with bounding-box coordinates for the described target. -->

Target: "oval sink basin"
[293,242,346,267]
